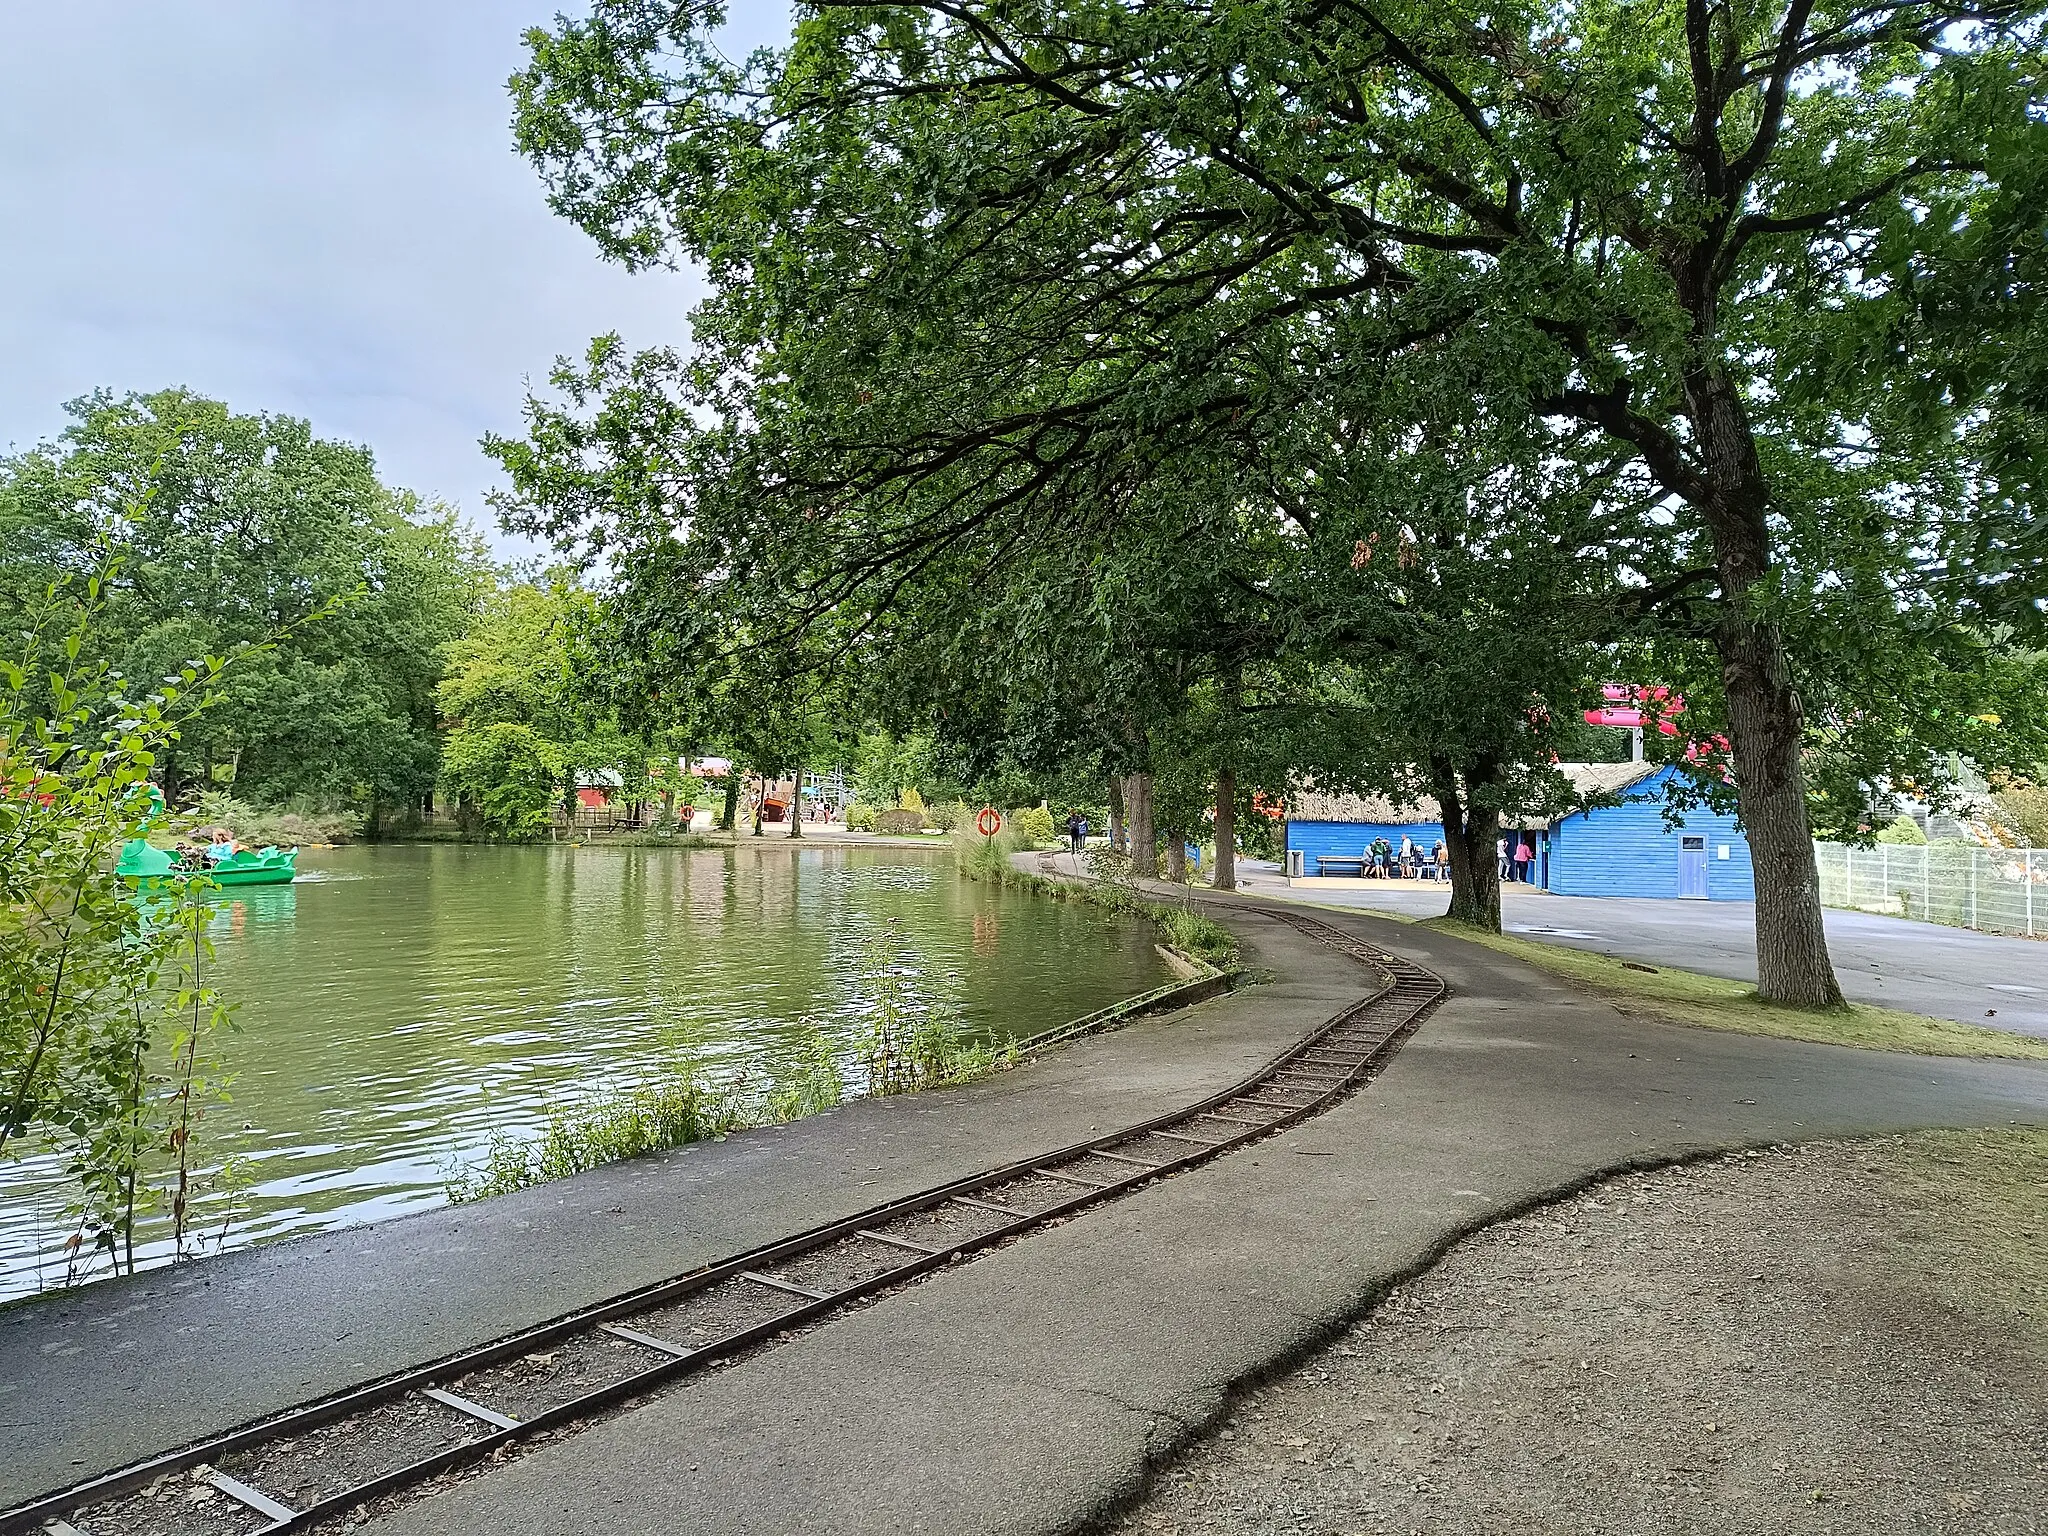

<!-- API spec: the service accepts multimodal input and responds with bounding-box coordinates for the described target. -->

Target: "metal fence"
[1814,841,2043,938]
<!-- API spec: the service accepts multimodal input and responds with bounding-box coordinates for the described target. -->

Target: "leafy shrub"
[183,790,357,846]
[1875,814,1927,846]
[927,799,967,832]
[440,722,563,839]
[1990,778,2048,847]
[1151,905,1239,968]
[1009,804,1056,848]
[874,807,928,835]
[844,802,876,831]
[899,786,926,812]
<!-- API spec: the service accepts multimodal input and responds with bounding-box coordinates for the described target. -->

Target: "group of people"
[1499,834,1538,882]
[1363,834,1448,879]
[1064,812,1090,855]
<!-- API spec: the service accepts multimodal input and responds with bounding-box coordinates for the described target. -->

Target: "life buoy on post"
[976,806,1003,841]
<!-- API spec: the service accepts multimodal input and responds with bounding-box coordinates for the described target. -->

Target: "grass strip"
[1417,918,2048,1059]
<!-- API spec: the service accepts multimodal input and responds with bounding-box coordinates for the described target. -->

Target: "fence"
[1814,841,2043,938]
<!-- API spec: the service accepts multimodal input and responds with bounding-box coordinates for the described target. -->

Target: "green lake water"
[0,843,1168,1300]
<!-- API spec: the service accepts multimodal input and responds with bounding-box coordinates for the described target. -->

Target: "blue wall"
[1287,819,1445,873]
[1545,767,1755,901]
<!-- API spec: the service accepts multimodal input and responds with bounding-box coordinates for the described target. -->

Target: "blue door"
[1678,836,1708,899]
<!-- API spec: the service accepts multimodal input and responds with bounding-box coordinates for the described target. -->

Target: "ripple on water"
[0,843,1169,1298]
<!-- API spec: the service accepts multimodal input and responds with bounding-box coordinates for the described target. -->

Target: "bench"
[1315,854,1368,877]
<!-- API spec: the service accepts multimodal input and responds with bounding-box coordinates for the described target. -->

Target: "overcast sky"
[0,2,791,556]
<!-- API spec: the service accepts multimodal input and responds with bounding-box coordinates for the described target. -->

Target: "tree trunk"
[1430,756,1502,931]
[1719,613,1841,1005]
[1164,824,1186,883]
[788,763,803,838]
[1210,770,1237,892]
[1108,777,1126,854]
[1688,362,1844,1007]
[1211,661,1243,892]
[720,775,740,832]
[1126,772,1156,877]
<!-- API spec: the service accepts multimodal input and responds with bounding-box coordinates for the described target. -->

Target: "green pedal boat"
[117,840,299,887]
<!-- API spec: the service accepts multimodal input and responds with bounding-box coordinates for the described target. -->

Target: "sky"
[0,2,792,557]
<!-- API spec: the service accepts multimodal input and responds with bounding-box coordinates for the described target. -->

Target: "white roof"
[1290,763,1663,825]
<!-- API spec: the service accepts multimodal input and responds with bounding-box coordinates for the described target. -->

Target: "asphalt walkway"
[1208,857,2048,1038]
[0,914,1346,1509]
[358,901,2047,1536]
[8,900,2046,1534]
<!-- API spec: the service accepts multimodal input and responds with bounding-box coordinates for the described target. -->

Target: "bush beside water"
[442,929,1022,1204]
[179,791,359,846]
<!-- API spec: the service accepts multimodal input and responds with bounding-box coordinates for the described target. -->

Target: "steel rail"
[3,903,1440,1536]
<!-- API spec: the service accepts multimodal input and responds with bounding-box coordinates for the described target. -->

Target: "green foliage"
[445,1062,749,1201]
[848,730,936,807]
[499,0,2048,1004]
[926,799,967,833]
[843,802,877,832]
[1991,777,2048,849]
[953,826,1239,968]
[1876,815,1929,846]
[851,923,1017,1095]
[440,722,565,839]
[0,389,487,818]
[763,1029,845,1123]
[2,548,241,1280]
[1009,805,1055,849]
[180,790,357,847]
[1148,906,1239,971]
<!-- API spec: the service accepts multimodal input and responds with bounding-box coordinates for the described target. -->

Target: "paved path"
[9,901,2046,1535]
[1208,857,2048,1038]
[0,916,1352,1508]
[355,902,2047,1536]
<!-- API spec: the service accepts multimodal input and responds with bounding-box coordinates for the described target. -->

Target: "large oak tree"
[507,0,2048,1005]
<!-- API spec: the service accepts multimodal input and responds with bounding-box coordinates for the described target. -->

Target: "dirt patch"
[1107,1131,2048,1535]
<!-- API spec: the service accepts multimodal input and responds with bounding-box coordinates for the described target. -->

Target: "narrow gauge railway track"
[10,905,1441,1536]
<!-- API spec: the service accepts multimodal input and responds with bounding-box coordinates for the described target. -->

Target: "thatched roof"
[1289,762,1663,825]
[1288,788,1439,824]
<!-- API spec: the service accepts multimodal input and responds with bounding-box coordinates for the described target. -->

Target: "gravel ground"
[1107,1131,2048,1536]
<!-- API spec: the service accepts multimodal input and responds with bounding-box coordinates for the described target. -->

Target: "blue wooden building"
[1283,790,1444,877]
[1285,764,1755,901]
[1544,763,1755,900]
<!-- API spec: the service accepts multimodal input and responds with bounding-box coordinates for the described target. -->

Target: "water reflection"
[0,843,1165,1299]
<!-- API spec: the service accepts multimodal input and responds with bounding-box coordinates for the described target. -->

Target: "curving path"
[6,899,2047,1535]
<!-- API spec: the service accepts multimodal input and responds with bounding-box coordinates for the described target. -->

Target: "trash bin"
[1286,849,1305,878]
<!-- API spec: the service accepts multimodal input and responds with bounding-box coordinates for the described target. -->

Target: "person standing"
[1433,840,1449,881]
[1398,834,1415,878]
[1066,812,1085,857]
[1513,835,1534,884]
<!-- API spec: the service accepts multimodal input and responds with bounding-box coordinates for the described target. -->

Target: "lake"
[0,842,1168,1300]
